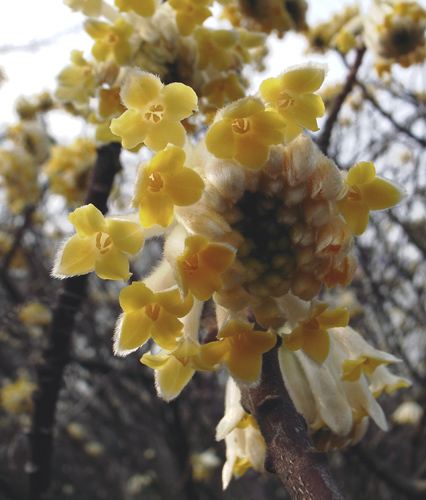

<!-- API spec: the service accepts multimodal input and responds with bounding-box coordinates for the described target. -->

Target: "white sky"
[0,0,425,132]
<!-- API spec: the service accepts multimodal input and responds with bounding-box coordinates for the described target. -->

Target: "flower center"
[232,118,251,134]
[145,303,161,321]
[148,172,164,192]
[347,186,362,202]
[176,356,189,366]
[278,92,295,109]
[107,33,118,44]
[96,232,112,254]
[182,254,199,274]
[145,104,165,123]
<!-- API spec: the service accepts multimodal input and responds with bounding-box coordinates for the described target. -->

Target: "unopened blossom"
[52,204,144,281]
[110,69,198,150]
[115,0,156,17]
[205,96,286,170]
[85,18,133,65]
[114,282,194,353]
[260,65,326,143]
[132,145,204,228]
[338,161,405,236]
[176,235,235,301]
[200,319,276,383]
[282,301,349,363]
[169,0,212,36]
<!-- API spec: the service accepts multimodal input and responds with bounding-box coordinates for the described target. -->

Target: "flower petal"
[110,109,151,149]
[95,245,130,280]
[53,234,97,277]
[162,82,198,121]
[106,218,144,255]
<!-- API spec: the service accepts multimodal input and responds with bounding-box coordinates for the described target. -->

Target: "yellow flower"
[338,161,405,236]
[341,356,390,382]
[194,27,238,71]
[56,50,96,106]
[52,204,144,281]
[203,73,245,108]
[169,0,212,36]
[98,87,126,118]
[85,18,133,65]
[177,235,235,301]
[259,65,326,143]
[110,69,198,150]
[283,302,349,363]
[0,376,36,414]
[114,0,156,17]
[140,338,209,401]
[132,145,204,228]
[200,319,276,383]
[205,97,285,170]
[114,282,194,352]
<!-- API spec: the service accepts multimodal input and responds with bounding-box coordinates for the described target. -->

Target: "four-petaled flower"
[200,320,277,383]
[260,65,326,143]
[169,0,212,36]
[205,97,286,170]
[338,161,405,236]
[177,235,235,301]
[282,302,349,362]
[85,18,133,65]
[110,69,198,150]
[52,204,144,281]
[114,282,194,353]
[132,145,204,228]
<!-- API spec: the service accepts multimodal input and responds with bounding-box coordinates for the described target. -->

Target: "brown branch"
[240,341,346,500]
[27,143,122,500]
[317,46,366,156]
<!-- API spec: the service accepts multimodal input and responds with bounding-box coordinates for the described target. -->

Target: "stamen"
[232,118,251,134]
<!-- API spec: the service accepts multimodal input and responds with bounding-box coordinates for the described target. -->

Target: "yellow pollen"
[145,104,165,123]
[148,172,164,192]
[232,118,251,134]
[145,303,161,321]
[182,254,199,273]
[278,92,295,109]
[96,232,112,254]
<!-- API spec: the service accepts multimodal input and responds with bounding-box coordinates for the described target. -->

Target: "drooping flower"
[85,18,133,65]
[176,235,235,301]
[338,161,405,236]
[110,69,198,150]
[52,204,144,281]
[205,96,286,170]
[282,301,349,362]
[114,281,194,353]
[259,65,326,143]
[132,145,204,228]
[200,319,276,383]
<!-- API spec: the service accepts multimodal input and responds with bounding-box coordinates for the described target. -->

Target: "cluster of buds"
[52,57,409,486]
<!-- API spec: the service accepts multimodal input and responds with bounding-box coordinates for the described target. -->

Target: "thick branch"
[240,342,346,500]
[317,46,366,156]
[28,143,122,500]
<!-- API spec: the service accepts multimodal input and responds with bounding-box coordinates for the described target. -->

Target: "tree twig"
[240,340,347,500]
[317,46,366,156]
[27,143,122,500]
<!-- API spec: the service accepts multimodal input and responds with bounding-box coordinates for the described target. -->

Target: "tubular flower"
[132,145,204,228]
[259,65,326,143]
[114,282,194,353]
[282,301,349,363]
[205,96,286,170]
[110,69,198,150]
[176,235,235,301]
[338,161,405,236]
[52,204,144,281]
[114,0,156,17]
[169,0,212,36]
[200,319,277,383]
